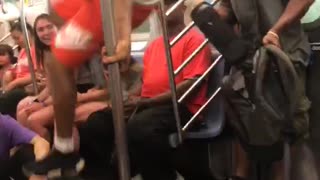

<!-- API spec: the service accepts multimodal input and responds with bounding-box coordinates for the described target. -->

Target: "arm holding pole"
[102,0,132,65]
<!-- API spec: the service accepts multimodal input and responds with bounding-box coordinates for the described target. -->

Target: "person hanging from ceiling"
[22,0,154,178]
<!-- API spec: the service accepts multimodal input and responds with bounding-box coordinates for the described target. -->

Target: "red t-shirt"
[141,29,211,114]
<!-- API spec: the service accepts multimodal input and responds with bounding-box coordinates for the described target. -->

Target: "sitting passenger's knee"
[17,111,28,126]
[127,120,147,144]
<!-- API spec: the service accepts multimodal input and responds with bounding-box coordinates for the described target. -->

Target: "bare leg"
[45,52,76,147]
[22,52,83,177]
[27,106,55,140]
[74,101,108,124]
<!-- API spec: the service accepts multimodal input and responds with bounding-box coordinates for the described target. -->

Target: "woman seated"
[2,21,37,93]
[16,14,109,141]
[0,22,38,118]
[0,44,16,91]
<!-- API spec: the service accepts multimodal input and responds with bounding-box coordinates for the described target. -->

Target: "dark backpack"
[223,45,300,161]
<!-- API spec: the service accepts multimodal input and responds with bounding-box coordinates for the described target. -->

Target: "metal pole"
[159,0,183,144]
[0,0,7,14]
[20,0,39,95]
[99,0,130,180]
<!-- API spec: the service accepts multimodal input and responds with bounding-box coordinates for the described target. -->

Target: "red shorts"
[50,0,153,67]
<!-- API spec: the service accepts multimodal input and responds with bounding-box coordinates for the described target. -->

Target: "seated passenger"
[84,0,211,179]
[0,44,16,90]
[2,22,37,93]
[16,14,58,128]
[125,1,210,179]
[21,0,140,176]
[0,22,37,117]
[0,114,49,180]
[15,14,105,140]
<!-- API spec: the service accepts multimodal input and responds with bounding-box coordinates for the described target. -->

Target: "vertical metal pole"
[20,0,39,95]
[158,0,183,144]
[99,0,130,180]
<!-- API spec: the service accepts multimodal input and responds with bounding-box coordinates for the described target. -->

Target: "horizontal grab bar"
[178,55,222,103]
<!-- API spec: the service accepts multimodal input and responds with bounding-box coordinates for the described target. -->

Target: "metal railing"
[15,1,223,179]
[0,33,11,43]
[158,0,221,144]
[134,0,221,145]
[19,0,38,95]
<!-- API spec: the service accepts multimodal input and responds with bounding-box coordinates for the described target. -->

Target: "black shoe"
[23,150,85,179]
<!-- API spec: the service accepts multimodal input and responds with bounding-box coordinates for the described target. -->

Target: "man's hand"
[262,31,281,48]
[124,96,151,111]
[101,39,131,66]
[31,136,50,161]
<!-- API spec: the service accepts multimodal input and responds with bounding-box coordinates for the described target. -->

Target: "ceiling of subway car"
[0,0,48,25]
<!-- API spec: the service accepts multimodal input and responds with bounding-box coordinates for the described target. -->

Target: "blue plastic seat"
[169,58,225,147]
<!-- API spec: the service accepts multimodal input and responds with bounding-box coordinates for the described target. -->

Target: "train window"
[133,19,151,34]
[131,15,153,62]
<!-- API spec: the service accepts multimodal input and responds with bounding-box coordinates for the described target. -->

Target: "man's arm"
[115,0,132,43]
[146,79,197,106]
[103,0,132,64]
[271,0,314,35]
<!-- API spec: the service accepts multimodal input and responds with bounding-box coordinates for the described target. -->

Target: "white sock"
[54,135,75,154]
[54,123,75,154]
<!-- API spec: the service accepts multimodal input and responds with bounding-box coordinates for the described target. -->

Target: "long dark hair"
[33,14,54,67]
[10,21,33,33]
[10,21,33,52]
[0,44,17,64]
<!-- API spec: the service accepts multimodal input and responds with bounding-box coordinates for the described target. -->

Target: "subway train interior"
[0,0,320,180]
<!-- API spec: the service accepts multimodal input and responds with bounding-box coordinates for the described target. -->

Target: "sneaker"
[23,150,85,179]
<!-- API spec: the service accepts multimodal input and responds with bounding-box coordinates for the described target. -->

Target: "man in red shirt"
[124,0,211,179]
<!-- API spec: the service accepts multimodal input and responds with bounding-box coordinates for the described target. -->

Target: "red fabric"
[49,0,83,21]
[141,29,211,114]
[50,0,153,68]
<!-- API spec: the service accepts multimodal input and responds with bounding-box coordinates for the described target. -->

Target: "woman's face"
[11,30,25,48]
[35,18,57,46]
[0,53,11,66]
